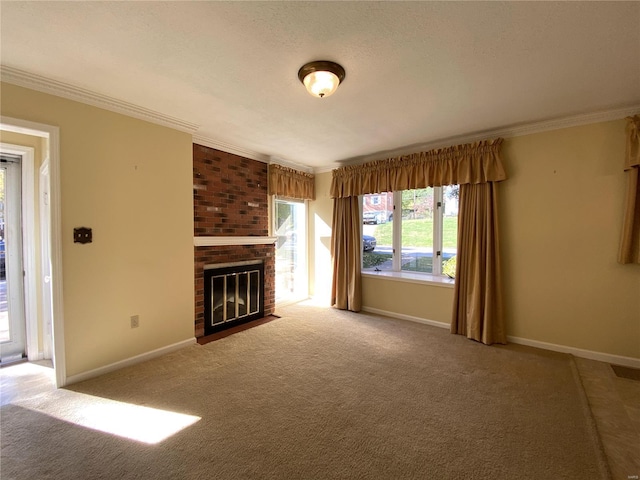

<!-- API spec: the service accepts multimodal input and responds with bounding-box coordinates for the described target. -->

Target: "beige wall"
[1,83,195,376]
[501,120,639,359]
[312,120,640,359]
[0,130,47,352]
[362,278,454,325]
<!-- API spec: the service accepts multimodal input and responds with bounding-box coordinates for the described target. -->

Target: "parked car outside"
[363,211,392,225]
[363,235,377,252]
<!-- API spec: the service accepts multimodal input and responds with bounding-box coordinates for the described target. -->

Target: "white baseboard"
[362,306,450,330]
[65,338,197,386]
[362,306,640,369]
[507,336,640,369]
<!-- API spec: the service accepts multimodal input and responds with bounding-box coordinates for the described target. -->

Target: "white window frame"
[362,187,455,287]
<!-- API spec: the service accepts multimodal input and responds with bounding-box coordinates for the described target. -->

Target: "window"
[362,186,458,277]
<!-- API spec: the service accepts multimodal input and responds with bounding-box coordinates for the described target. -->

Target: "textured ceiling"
[1,1,639,170]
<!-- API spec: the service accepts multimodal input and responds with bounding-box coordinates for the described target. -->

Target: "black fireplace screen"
[204,262,264,335]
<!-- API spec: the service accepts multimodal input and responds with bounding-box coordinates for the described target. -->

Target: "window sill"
[362,270,455,288]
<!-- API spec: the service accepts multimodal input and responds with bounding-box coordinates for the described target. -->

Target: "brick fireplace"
[193,144,275,338]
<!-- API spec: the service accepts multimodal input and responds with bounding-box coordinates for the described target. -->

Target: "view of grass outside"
[372,217,458,248]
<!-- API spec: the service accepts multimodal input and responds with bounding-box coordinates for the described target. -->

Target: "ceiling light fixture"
[298,61,346,98]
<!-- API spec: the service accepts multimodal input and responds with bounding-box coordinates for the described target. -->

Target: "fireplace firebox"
[203,261,264,336]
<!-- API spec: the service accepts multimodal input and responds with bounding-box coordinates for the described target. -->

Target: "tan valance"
[268,163,315,200]
[330,139,506,198]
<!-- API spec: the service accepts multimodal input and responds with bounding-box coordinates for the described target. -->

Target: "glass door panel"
[0,167,7,343]
[0,159,26,363]
[274,199,307,304]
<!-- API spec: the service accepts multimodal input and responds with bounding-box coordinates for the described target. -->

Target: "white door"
[0,156,26,363]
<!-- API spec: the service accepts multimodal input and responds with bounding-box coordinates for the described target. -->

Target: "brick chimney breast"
[193,144,274,338]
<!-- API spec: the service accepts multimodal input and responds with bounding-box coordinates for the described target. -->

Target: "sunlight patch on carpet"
[14,389,200,444]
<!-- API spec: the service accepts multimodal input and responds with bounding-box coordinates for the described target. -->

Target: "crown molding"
[314,164,340,174]
[485,104,640,142]
[269,157,314,174]
[1,65,200,134]
[192,134,271,164]
[321,104,640,173]
[193,135,314,173]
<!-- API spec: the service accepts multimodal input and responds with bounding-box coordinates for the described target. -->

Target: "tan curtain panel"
[618,115,640,264]
[451,182,506,345]
[330,139,505,198]
[268,163,315,200]
[331,197,362,312]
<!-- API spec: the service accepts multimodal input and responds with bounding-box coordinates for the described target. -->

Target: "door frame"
[0,116,65,387]
[40,160,53,360]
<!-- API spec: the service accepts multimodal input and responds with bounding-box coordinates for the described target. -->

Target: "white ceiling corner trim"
[192,134,270,164]
[0,65,200,134]
[494,104,640,139]
[314,103,640,174]
[268,157,314,174]
[192,136,313,174]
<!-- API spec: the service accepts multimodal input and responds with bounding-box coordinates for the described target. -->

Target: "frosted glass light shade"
[298,61,345,98]
[302,71,340,98]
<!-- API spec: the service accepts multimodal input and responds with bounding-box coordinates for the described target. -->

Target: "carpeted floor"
[1,302,610,479]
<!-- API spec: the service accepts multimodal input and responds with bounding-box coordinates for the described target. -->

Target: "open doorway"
[0,117,65,387]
